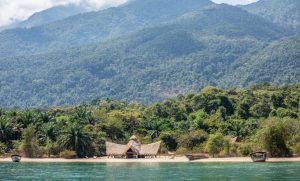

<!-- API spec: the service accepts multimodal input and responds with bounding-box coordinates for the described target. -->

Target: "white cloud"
[82,0,127,9]
[0,0,127,27]
[0,0,50,26]
[0,0,258,27]
[211,0,258,5]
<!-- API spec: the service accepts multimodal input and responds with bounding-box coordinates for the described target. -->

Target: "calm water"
[1,162,300,181]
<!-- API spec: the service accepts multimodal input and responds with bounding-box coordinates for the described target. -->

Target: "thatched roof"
[139,141,161,156]
[130,135,138,141]
[105,142,129,156]
[106,137,161,156]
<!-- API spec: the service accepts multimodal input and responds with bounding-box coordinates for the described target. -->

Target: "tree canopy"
[0,84,299,158]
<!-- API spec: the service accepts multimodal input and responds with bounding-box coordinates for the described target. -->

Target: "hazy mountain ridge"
[0,4,91,32]
[0,0,214,57]
[17,5,91,29]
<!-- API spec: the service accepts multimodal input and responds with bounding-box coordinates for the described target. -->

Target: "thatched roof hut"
[139,142,161,156]
[106,136,161,158]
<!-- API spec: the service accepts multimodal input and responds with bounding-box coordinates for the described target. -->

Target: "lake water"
[1,162,300,181]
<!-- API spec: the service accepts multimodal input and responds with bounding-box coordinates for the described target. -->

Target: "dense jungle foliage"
[0,84,299,158]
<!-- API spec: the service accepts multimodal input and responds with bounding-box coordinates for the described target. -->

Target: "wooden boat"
[11,155,21,162]
[168,151,176,159]
[250,152,267,162]
[185,154,207,161]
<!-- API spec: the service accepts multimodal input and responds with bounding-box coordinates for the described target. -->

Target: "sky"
[212,0,258,5]
[0,0,258,27]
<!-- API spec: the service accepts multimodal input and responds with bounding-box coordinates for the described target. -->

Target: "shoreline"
[1,156,300,163]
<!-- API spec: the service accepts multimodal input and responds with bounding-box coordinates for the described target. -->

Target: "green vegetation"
[205,133,224,157]
[0,0,299,158]
[19,126,42,158]
[0,0,214,57]
[254,118,292,157]
[0,84,299,158]
[1,4,299,107]
[59,150,77,159]
[0,0,299,107]
[243,0,300,32]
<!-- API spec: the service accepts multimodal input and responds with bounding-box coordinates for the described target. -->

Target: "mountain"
[0,0,214,57]
[0,4,90,31]
[0,4,292,107]
[242,0,300,32]
[16,5,90,28]
[220,34,300,87]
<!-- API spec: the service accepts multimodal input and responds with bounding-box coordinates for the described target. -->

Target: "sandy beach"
[1,156,300,163]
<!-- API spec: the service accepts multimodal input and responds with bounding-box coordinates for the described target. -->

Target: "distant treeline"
[0,83,299,158]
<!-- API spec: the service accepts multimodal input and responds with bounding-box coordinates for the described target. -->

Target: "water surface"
[1,162,300,181]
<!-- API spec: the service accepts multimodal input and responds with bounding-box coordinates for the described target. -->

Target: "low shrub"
[238,143,252,156]
[0,142,6,156]
[175,147,188,154]
[59,150,77,159]
[292,135,300,156]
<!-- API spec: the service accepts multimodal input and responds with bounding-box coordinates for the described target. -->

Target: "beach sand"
[1,156,300,163]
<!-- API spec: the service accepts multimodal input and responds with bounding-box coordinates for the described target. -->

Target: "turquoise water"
[1,162,300,181]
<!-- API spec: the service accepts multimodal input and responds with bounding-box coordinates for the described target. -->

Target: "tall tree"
[58,120,91,157]
[205,133,224,157]
[19,126,41,157]
[0,117,12,143]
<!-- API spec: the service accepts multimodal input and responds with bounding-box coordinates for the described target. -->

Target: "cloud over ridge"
[0,0,127,26]
[0,0,258,27]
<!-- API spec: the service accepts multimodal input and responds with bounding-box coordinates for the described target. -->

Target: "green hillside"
[0,0,213,57]
[220,34,300,87]
[243,0,300,32]
[0,4,294,107]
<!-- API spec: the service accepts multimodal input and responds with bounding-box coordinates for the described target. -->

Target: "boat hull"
[11,155,21,162]
[250,152,267,162]
[252,159,266,162]
[185,154,207,161]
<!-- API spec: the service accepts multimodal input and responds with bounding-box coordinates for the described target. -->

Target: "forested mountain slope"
[220,34,300,87]
[0,4,294,107]
[0,0,213,57]
[242,0,300,32]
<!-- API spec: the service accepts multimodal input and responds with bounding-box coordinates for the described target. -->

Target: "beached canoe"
[185,154,207,161]
[11,155,21,162]
[250,152,267,162]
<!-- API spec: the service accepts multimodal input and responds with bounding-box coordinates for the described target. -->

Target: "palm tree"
[58,120,91,157]
[38,112,53,123]
[72,106,95,124]
[38,122,57,144]
[0,117,12,143]
[20,110,35,128]
[36,122,58,157]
